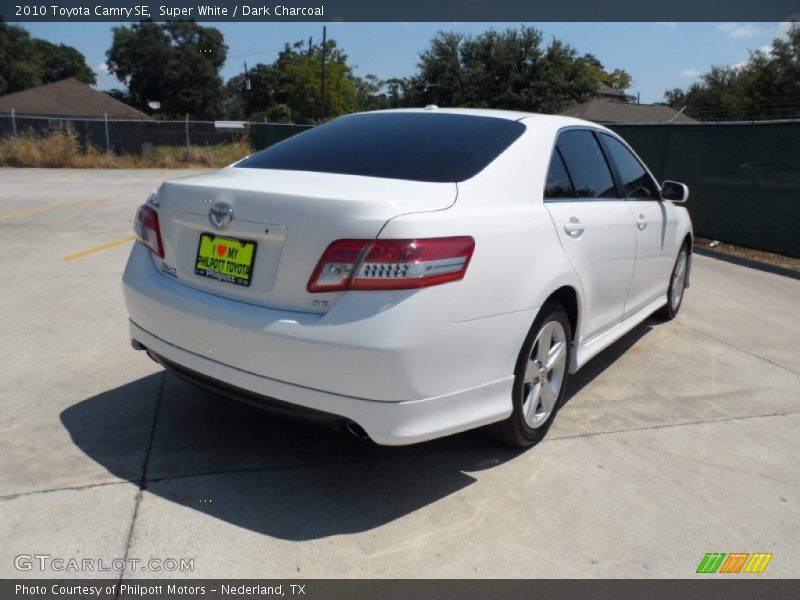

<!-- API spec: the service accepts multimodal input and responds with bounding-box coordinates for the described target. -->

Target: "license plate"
[194,233,257,287]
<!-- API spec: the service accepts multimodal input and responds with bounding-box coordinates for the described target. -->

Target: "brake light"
[307,237,474,292]
[134,204,164,258]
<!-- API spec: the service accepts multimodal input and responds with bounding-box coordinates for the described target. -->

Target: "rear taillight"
[307,237,474,293]
[134,204,164,259]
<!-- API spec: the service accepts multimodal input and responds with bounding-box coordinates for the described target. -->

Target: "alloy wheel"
[521,320,568,429]
[671,250,688,310]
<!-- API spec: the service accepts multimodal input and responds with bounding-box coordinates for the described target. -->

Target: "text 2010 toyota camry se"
[123,108,692,447]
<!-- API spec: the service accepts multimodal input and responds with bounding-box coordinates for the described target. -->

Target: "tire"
[655,245,689,321]
[489,304,572,448]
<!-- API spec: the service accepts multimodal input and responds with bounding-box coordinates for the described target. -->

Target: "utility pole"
[308,36,313,57]
[243,61,251,119]
[320,25,327,121]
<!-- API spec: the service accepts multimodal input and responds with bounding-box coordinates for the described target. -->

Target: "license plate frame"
[194,233,257,287]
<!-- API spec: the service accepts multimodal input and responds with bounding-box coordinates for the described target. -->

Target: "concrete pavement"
[1,168,798,579]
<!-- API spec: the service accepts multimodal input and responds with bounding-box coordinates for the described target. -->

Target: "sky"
[16,21,793,104]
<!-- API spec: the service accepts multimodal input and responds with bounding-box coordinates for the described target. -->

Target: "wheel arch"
[543,285,579,343]
[538,284,583,373]
[682,230,693,286]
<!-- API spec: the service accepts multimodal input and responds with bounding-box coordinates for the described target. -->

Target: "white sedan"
[123,108,692,447]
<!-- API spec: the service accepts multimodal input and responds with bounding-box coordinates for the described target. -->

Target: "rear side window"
[236,112,526,183]
[600,134,660,199]
[544,150,575,199]
[555,130,617,198]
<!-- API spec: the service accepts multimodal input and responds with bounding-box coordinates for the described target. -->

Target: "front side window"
[601,134,660,199]
[555,130,617,199]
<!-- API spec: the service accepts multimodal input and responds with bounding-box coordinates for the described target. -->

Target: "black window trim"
[543,126,624,203]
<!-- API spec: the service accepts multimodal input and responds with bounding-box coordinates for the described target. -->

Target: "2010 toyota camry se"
[123,108,692,447]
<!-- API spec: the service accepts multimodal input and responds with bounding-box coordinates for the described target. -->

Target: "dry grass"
[696,237,800,272]
[0,129,251,169]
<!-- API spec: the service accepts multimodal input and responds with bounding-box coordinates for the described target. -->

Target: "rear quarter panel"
[379,121,583,324]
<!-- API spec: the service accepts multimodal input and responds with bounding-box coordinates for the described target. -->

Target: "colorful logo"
[696,552,773,574]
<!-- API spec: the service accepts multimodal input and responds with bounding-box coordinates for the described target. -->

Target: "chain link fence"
[0,112,311,155]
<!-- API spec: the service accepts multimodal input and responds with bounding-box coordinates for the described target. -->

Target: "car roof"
[352,107,609,132]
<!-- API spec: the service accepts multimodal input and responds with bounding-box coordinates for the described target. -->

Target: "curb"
[694,247,800,281]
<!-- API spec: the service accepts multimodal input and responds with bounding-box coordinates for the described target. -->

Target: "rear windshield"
[236,112,526,183]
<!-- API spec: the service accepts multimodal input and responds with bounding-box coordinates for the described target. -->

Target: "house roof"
[559,98,697,124]
[597,83,627,99]
[0,78,150,120]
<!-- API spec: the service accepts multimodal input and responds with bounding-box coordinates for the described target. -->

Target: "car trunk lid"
[153,168,457,313]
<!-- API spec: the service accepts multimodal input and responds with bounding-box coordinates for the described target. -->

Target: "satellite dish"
[147,101,161,110]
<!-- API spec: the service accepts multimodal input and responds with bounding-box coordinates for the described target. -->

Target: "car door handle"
[563,218,585,238]
[636,214,648,230]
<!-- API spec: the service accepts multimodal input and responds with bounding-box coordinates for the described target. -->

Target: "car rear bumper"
[122,242,533,444]
[130,320,513,445]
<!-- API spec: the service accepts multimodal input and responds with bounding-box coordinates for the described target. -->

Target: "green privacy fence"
[251,122,313,151]
[610,122,800,258]
[250,119,800,258]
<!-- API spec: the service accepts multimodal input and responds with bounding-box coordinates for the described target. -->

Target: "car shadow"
[59,319,656,540]
[60,372,520,540]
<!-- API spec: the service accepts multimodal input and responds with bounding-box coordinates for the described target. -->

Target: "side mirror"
[661,180,689,203]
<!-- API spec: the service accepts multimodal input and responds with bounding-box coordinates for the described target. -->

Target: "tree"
[0,21,95,96]
[270,40,356,122]
[665,23,800,120]
[354,74,389,111]
[735,24,800,118]
[399,26,620,113]
[32,39,96,87]
[223,63,276,119]
[583,53,632,92]
[663,88,686,108]
[0,22,38,95]
[254,104,293,123]
[385,77,418,107]
[684,66,743,119]
[604,69,632,92]
[221,39,356,123]
[106,21,227,119]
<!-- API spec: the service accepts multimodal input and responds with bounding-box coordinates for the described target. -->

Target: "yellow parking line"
[0,197,105,222]
[62,235,136,262]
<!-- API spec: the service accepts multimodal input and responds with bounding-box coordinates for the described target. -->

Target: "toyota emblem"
[209,202,233,230]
